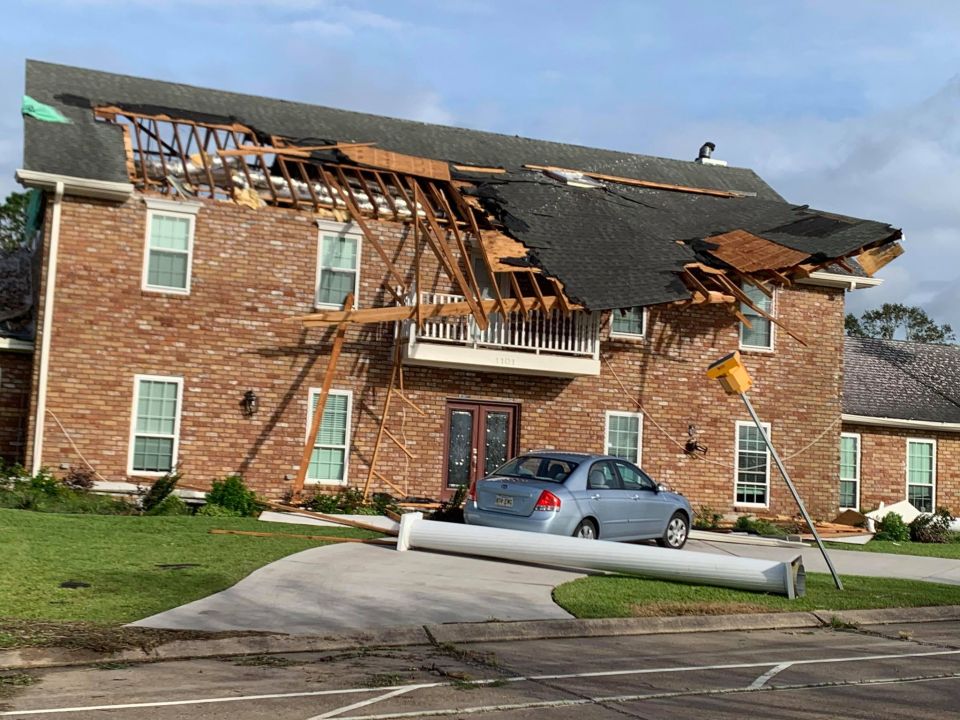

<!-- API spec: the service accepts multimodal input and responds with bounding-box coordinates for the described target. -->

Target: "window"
[142,199,198,294]
[839,433,860,510]
[906,438,935,512]
[611,307,646,338]
[605,411,643,464]
[587,460,621,490]
[306,389,352,485]
[739,282,774,350]
[129,375,183,475]
[316,222,361,308]
[614,460,656,491]
[735,421,770,506]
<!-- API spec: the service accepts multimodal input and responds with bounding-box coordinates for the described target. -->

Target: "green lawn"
[825,538,960,559]
[0,509,378,624]
[553,573,960,619]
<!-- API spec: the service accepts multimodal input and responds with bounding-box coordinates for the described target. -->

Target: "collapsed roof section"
[19,60,904,334]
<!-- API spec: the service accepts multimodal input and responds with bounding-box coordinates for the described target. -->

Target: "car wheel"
[657,512,689,549]
[573,519,598,540]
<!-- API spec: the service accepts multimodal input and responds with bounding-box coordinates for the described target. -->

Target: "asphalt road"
[4,619,960,719]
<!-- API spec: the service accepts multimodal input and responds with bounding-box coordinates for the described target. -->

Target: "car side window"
[616,461,656,491]
[587,461,621,490]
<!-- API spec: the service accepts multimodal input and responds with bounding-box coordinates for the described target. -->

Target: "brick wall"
[842,422,960,513]
[29,191,846,516]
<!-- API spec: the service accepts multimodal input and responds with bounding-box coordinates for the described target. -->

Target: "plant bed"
[0,509,379,624]
[553,573,960,618]
[825,536,960,559]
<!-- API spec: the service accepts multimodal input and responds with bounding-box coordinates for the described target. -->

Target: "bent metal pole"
[739,391,843,591]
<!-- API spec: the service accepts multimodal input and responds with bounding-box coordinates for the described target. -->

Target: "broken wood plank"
[856,241,904,277]
[523,163,741,198]
[343,146,451,181]
[266,502,399,535]
[209,529,391,544]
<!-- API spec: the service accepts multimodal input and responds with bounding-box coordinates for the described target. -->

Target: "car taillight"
[534,490,561,512]
[468,480,477,502]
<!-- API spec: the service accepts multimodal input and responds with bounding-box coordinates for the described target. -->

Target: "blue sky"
[4,0,960,326]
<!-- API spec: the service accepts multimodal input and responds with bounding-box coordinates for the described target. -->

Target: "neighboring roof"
[477,173,899,309]
[23,60,781,200]
[844,337,960,424]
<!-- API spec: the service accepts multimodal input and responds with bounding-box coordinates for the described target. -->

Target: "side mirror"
[657,483,668,493]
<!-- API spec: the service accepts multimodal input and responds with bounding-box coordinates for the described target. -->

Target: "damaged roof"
[476,173,899,308]
[844,337,960,424]
[21,61,902,312]
[23,60,781,199]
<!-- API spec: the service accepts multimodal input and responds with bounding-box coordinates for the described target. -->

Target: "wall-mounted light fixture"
[241,390,259,417]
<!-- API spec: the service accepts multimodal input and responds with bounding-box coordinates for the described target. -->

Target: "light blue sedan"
[464,451,692,547]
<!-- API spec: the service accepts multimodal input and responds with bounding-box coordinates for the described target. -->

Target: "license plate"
[495,495,514,508]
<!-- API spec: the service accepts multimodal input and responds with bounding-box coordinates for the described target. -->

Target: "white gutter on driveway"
[398,513,805,598]
[31,181,63,475]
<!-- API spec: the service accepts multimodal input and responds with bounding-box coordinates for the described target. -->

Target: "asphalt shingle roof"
[844,336,960,424]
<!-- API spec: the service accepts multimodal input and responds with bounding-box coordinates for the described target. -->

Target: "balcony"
[401,292,601,377]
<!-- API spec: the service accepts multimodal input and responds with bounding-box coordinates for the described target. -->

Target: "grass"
[825,537,960,559]
[552,572,960,619]
[0,508,379,628]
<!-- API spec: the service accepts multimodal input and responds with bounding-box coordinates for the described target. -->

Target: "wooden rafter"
[291,294,353,503]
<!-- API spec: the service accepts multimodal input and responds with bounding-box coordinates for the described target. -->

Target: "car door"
[615,460,671,537]
[580,460,632,539]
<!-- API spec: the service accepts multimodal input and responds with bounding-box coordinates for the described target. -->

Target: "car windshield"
[489,455,579,483]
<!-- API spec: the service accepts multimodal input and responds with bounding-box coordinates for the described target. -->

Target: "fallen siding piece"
[397,513,805,598]
[265,503,400,536]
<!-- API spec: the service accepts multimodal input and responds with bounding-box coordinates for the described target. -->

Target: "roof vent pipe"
[698,142,716,160]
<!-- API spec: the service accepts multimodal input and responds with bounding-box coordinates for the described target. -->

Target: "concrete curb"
[4,605,959,670]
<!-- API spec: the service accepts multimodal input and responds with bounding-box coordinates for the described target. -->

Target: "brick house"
[11,60,906,518]
[842,336,960,514]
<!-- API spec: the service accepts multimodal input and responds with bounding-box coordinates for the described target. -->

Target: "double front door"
[443,401,518,498]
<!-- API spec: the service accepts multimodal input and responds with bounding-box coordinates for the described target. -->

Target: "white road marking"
[748,662,793,689]
[328,672,960,720]
[308,686,428,720]
[5,647,960,717]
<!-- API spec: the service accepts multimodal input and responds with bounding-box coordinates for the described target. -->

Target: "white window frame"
[315,220,362,309]
[127,374,184,477]
[610,307,648,340]
[905,437,936,512]
[306,388,353,486]
[604,411,644,465]
[734,420,771,508]
[839,431,861,511]
[141,197,199,295]
[738,282,775,353]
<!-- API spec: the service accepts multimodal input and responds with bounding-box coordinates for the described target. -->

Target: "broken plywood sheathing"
[342,146,451,182]
[702,229,811,272]
[857,241,905,277]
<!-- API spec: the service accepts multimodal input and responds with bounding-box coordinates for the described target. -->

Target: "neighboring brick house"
[842,336,960,514]
[12,60,904,518]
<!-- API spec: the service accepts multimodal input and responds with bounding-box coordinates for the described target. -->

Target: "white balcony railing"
[403,291,600,359]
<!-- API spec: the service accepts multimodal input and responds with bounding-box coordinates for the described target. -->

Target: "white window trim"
[839,431,861,511]
[604,410,644,465]
[142,203,198,295]
[738,284,776,353]
[609,307,648,340]
[905,437,936,511]
[127,374,184,478]
[315,220,362,310]
[734,420,771,508]
[306,388,353,486]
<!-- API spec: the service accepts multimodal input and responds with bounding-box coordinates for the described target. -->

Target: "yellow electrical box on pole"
[705,351,753,395]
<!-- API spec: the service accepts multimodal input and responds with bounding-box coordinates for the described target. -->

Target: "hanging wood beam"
[296,295,576,327]
[428,182,484,304]
[510,273,529,320]
[714,273,807,346]
[363,343,403,500]
[552,279,572,316]
[290,294,353,503]
[447,190,510,318]
[528,270,549,315]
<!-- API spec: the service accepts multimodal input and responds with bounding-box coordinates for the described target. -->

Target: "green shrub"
[62,467,96,491]
[875,512,910,542]
[196,503,242,517]
[141,469,181,512]
[205,475,259,517]
[0,483,133,514]
[733,515,788,538]
[694,505,723,530]
[29,469,63,496]
[909,508,954,544]
[306,488,395,516]
[145,494,190,516]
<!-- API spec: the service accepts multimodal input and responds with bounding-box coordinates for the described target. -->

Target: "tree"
[0,191,30,252]
[845,303,956,344]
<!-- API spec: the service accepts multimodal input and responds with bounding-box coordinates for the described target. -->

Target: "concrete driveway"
[133,542,586,635]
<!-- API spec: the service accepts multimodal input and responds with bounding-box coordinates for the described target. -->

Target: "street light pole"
[739,392,843,591]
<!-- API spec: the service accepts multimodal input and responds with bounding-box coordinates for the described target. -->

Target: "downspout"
[31,182,64,475]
